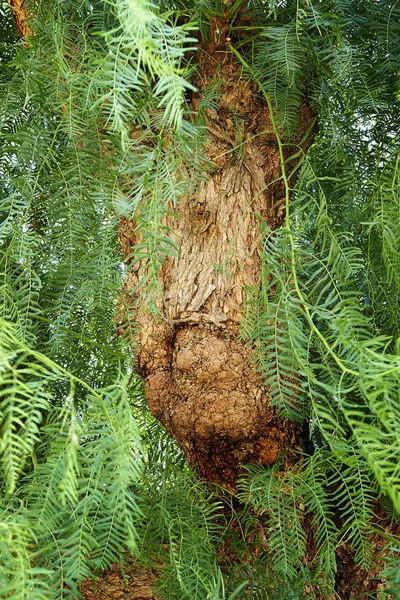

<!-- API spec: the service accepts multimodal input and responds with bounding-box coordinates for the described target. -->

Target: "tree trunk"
[7,0,32,39]
[121,29,315,490]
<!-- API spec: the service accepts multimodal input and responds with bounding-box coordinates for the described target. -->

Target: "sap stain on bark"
[121,48,314,489]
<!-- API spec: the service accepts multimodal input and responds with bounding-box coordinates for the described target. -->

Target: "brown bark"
[121,35,314,490]
[7,0,33,39]
[81,563,158,600]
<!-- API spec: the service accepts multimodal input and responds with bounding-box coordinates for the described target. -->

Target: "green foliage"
[1,0,400,598]
[233,450,380,598]
[0,508,51,599]
[380,544,400,599]
[252,24,311,137]
[138,471,226,599]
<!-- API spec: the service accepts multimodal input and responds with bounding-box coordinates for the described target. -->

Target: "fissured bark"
[120,37,314,490]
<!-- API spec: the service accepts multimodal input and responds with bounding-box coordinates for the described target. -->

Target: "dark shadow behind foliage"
[0,1,400,598]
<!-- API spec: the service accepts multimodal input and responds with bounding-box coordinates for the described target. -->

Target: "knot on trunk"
[143,322,297,489]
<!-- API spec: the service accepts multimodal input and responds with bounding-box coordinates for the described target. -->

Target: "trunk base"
[142,320,300,489]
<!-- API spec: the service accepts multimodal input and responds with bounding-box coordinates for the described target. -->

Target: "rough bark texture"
[81,563,158,600]
[7,0,32,39]
[120,32,314,490]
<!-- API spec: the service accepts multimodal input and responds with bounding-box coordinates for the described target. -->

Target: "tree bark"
[7,0,32,39]
[121,32,315,490]
[81,562,159,600]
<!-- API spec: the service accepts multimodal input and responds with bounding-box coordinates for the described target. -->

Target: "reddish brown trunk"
[7,0,32,39]
[121,42,314,490]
